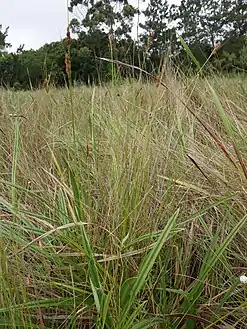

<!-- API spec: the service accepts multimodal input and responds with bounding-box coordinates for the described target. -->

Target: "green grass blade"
[68,166,102,290]
[120,210,179,327]
[207,83,233,138]
[11,118,21,212]
[90,278,101,313]
[179,36,201,71]
[183,213,247,325]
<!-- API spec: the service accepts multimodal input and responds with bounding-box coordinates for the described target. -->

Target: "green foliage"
[69,0,137,38]
[231,0,247,36]
[140,0,176,53]
[1,0,247,90]
[0,24,11,54]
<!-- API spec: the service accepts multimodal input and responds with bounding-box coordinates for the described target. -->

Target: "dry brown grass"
[1,76,247,328]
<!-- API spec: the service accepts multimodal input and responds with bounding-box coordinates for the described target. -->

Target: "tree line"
[0,0,247,90]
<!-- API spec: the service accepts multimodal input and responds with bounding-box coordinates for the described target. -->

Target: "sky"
[0,0,180,52]
[1,0,69,51]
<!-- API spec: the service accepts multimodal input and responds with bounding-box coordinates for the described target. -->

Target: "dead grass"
[0,76,247,328]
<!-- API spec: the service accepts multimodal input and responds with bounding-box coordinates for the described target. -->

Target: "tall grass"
[0,74,247,328]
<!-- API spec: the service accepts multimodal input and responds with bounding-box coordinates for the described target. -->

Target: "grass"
[1,73,247,328]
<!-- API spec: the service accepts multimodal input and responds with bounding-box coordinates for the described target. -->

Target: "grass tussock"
[1,75,247,328]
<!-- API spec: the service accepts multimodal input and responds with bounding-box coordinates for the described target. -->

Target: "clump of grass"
[0,72,247,328]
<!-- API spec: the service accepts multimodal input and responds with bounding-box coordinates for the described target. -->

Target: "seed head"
[66,26,72,45]
[65,52,71,74]
[212,40,222,56]
[146,31,155,52]
[43,78,49,93]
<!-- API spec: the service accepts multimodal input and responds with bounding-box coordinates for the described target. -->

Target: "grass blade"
[178,36,201,71]
[120,210,179,327]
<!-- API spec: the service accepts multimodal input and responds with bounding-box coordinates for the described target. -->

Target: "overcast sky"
[1,0,180,52]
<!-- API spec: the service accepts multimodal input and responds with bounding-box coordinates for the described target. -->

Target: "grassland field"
[1,74,247,328]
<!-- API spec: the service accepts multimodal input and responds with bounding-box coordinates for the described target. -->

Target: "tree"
[230,0,247,37]
[1,0,247,90]
[16,44,25,54]
[171,0,203,45]
[171,0,234,46]
[169,0,237,68]
[140,0,176,54]
[69,0,137,39]
[0,25,11,54]
[199,0,232,46]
